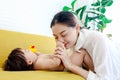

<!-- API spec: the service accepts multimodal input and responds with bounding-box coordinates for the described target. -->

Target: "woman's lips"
[64,43,68,47]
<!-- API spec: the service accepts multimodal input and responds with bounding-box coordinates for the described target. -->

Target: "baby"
[3,48,64,71]
[3,44,94,71]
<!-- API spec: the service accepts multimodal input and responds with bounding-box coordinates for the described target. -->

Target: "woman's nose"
[57,37,64,43]
[56,41,64,48]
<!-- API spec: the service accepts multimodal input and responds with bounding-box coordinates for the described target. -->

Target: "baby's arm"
[50,55,64,71]
[34,54,64,71]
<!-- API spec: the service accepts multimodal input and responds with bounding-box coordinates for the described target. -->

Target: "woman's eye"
[61,34,66,37]
[54,36,58,40]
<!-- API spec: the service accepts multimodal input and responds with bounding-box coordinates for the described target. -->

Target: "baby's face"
[21,49,38,64]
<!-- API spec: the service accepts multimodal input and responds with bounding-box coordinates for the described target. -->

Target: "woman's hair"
[3,48,34,71]
[50,11,84,28]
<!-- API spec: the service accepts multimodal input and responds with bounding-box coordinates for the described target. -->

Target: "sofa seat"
[0,29,85,80]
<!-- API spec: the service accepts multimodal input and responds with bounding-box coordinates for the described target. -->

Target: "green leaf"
[97,7,106,13]
[91,0,100,6]
[84,14,89,27]
[97,21,106,32]
[71,0,77,11]
[106,34,112,38]
[101,17,112,23]
[98,21,104,26]
[102,0,113,7]
[75,7,82,15]
[63,6,72,11]
[88,16,99,21]
[90,7,97,10]
[79,6,87,20]
[87,26,91,29]
[97,21,107,32]
[86,11,99,15]
[106,0,113,6]
[99,14,105,19]
[97,23,102,29]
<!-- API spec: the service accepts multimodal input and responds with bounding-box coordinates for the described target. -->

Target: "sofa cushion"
[0,68,85,80]
[0,30,56,68]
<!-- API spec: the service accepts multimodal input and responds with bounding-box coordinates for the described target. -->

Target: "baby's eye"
[61,35,65,37]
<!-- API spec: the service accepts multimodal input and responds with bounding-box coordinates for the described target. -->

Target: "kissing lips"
[64,43,68,48]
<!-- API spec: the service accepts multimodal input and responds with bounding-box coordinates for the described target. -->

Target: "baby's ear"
[26,60,33,65]
[36,52,41,56]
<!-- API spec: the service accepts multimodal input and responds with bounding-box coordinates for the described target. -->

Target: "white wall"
[103,0,120,41]
[0,0,72,36]
[0,0,120,40]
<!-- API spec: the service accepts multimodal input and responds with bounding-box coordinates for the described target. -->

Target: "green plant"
[63,0,113,33]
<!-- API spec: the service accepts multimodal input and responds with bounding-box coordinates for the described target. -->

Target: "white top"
[70,29,120,80]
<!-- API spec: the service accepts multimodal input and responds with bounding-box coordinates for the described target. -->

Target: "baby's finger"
[55,46,64,52]
[55,50,63,55]
[54,54,63,60]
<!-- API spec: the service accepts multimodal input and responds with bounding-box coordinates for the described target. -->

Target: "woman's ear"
[75,24,80,32]
[26,60,33,65]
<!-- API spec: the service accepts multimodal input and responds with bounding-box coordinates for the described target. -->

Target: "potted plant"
[62,0,113,37]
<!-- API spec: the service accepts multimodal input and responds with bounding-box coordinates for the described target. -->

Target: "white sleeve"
[86,34,117,80]
[87,71,116,80]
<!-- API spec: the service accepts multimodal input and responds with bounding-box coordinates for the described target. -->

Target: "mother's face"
[51,23,80,49]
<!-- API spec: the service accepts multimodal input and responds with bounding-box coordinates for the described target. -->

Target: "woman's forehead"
[52,24,72,34]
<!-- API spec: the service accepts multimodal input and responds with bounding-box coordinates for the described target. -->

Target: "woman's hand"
[54,43,89,78]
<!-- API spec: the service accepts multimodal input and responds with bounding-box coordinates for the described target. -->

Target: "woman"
[50,11,120,80]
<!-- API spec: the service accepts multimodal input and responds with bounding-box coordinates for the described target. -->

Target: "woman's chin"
[65,45,71,49]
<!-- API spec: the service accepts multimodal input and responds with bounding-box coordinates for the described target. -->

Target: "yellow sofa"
[0,29,85,80]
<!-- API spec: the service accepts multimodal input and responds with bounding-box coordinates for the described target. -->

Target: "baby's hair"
[50,11,84,28]
[3,48,34,71]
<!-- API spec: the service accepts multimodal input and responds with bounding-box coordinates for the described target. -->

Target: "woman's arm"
[70,51,84,67]
[82,49,95,72]
[54,45,89,78]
